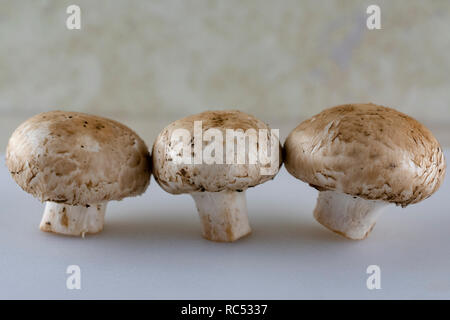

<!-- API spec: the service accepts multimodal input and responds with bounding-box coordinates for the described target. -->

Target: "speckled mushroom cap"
[284,103,446,207]
[152,110,282,194]
[6,111,151,205]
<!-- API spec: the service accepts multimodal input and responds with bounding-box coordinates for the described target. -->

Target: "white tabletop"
[0,152,449,299]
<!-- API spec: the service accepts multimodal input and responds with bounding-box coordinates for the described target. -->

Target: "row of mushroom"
[6,103,446,241]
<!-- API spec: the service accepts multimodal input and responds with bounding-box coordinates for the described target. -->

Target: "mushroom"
[284,103,446,240]
[152,110,282,242]
[6,111,151,236]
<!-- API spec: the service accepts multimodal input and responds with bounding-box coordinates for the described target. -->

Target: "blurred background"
[1,0,449,149]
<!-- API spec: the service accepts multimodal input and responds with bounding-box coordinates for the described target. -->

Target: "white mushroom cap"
[6,111,151,205]
[284,103,446,207]
[152,110,281,194]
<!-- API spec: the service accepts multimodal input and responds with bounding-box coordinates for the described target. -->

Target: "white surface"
[0,152,449,299]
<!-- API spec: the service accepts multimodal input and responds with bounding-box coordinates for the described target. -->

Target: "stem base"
[192,190,251,242]
[313,191,387,240]
[40,202,107,237]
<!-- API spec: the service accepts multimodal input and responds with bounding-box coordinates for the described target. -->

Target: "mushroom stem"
[313,191,387,240]
[40,202,107,237]
[191,190,251,242]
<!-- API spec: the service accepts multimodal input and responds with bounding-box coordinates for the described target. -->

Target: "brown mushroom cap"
[152,110,282,194]
[6,111,151,205]
[284,103,446,207]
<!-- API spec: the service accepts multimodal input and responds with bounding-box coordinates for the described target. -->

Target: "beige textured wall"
[1,0,449,149]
